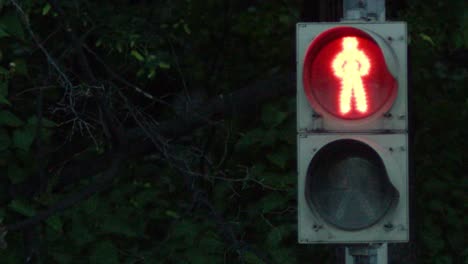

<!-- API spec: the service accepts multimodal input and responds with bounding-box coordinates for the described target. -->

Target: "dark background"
[0,0,466,263]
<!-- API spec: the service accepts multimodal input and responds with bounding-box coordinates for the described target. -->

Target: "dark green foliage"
[401,1,468,263]
[0,0,465,263]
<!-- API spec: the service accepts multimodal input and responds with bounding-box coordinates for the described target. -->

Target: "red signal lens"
[303,27,397,120]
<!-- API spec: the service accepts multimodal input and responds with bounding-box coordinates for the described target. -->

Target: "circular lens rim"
[305,139,399,230]
[302,26,398,121]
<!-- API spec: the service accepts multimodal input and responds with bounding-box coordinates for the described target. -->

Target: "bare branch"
[83,44,158,101]
[10,0,73,88]
[48,73,294,191]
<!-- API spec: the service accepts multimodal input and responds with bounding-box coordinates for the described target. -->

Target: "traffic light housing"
[297,22,408,243]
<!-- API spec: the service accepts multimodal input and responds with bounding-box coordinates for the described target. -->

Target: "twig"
[14,85,57,97]
[35,79,46,193]
[10,0,73,88]
[83,44,159,101]
[11,0,102,144]
[46,0,96,82]
[51,73,294,191]
[125,96,274,263]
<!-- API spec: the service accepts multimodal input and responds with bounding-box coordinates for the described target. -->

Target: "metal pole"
[345,244,387,264]
[342,1,388,263]
[342,0,386,21]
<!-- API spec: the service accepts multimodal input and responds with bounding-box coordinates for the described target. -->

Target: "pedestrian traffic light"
[297,22,409,243]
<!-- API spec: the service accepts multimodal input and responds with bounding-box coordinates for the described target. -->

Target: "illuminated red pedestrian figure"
[332,37,371,114]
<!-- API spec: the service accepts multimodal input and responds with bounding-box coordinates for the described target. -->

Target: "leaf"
[12,127,35,151]
[158,62,170,69]
[46,215,63,233]
[8,200,35,217]
[116,43,123,53]
[90,241,119,264]
[267,225,293,249]
[0,149,11,167]
[0,27,9,38]
[130,50,144,62]
[147,68,156,79]
[244,251,265,264]
[428,199,444,212]
[250,164,266,178]
[199,233,223,253]
[266,226,283,247]
[260,130,278,147]
[0,66,8,75]
[0,129,10,151]
[27,116,56,127]
[271,248,296,264]
[0,111,24,127]
[12,59,28,76]
[422,231,445,253]
[134,189,157,207]
[165,210,179,219]
[257,193,288,214]
[42,4,51,15]
[420,33,435,46]
[172,220,198,242]
[183,24,191,34]
[14,148,33,165]
[423,178,447,193]
[0,94,10,106]
[99,216,138,238]
[266,147,289,169]
[184,249,219,264]
[258,170,293,190]
[0,12,25,40]
[50,252,72,264]
[261,104,288,127]
[0,80,7,97]
[7,164,27,184]
[69,217,95,247]
[279,15,291,25]
[82,196,99,215]
[435,256,453,264]
[235,128,264,151]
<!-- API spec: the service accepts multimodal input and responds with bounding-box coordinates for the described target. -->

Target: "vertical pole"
[342,0,386,21]
[345,244,387,264]
[342,1,388,264]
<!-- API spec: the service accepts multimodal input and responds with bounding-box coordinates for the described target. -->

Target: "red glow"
[303,27,397,120]
[332,37,370,115]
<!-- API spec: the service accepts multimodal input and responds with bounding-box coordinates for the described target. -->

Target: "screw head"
[312,113,321,119]
[383,223,394,231]
[383,112,393,118]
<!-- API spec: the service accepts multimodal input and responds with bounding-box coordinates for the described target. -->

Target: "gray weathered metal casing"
[296,22,409,243]
[296,22,407,132]
[297,134,409,243]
